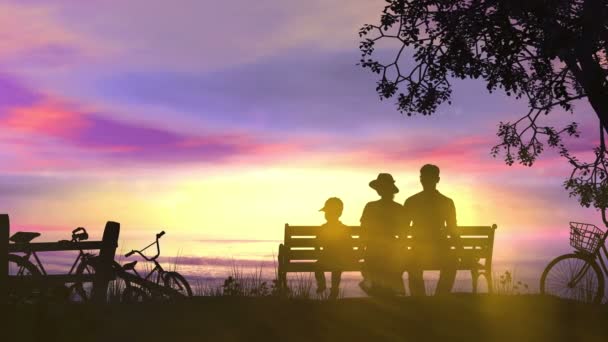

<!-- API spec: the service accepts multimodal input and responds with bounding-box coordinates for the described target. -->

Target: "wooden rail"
[2,214,120,303]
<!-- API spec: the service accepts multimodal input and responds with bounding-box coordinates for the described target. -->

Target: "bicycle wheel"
[107,262,131,303]
[540,253,605,304]
[122,285,151,303]
[8,254,44,303]
[74,259,129,302]
[71,258,97,302]
[163,272,193,298]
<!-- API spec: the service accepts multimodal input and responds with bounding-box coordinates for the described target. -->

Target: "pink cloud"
[324,134,507,174]
[2,100,89,138]
[0,3,105,68]
[0,87,317,171]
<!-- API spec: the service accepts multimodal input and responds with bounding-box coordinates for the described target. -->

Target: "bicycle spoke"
[7,254,44,303]
[541,254,603,303]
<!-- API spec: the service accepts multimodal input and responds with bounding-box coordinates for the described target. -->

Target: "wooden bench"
[277,224,497,294]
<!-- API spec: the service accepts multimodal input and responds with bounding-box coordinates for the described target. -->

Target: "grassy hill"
[6,295,608,341]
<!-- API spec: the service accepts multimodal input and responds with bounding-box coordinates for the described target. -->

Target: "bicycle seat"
[9,232,41,244]
[122,261,138,270]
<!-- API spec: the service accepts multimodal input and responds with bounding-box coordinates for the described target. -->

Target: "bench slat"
[285,227,495,245]
[285,226,494,236]
[286,238,489,249]
[284,262,486,273]
[287,249,365,260]
[457,226,497,235]
[459,238,491,247]
[285,262,364,272]
[286,241,365,249]
[456,249,491,258]
[287,248,490,262]
[286,238,319,247]
[286,248,490,260]
[286,225,362,237]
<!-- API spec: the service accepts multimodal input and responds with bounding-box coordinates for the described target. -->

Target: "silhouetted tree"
[358,0,608,224]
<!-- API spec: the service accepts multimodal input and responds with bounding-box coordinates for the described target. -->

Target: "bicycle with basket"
[540,222,608,303]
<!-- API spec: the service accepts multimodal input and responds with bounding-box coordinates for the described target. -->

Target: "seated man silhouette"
[404,164,458,296]
[359,173,405,296]
[315,197,351,299]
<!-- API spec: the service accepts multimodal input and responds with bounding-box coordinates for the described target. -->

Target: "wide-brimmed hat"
[369,173,399,194]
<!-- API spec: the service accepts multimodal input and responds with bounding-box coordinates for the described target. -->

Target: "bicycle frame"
[593,243,608,275]
[123,231,167,285]
[20,250,48,275]
[124,259,166,285]
[14,239,91,277]
[572,230,608,285]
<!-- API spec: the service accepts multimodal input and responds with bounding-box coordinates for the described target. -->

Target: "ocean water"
[9,231,574,297]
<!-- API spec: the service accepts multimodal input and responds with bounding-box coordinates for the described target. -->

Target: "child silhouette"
[315,197,351,299]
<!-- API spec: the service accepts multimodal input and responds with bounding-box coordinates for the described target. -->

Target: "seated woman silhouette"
[315,197,351,299]
[359,173,405,296]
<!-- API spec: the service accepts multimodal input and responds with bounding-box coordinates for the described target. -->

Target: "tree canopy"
[359,0,608,223]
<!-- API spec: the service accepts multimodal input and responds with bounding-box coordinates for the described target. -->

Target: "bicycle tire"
[74,259,127,302]
[72,257,96,302]
[163,272,193,298]
[108,262,132,303]
[122,285,151,303]
[540,253,605,304]
[7,254,44,303]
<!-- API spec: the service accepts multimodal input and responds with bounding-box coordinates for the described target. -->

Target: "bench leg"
[279,270,287,289]
[486,271,493,294]
[471,269,479,294]
[277,244,288,294]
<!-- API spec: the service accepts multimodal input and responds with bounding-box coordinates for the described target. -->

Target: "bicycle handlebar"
[125,230,166,261]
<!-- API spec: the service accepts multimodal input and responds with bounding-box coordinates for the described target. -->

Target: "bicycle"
[114,231,192,302]
[8,227,97,302]
[540,222,608,304]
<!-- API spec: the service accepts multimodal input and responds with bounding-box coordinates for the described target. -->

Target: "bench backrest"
[282,224,497,270]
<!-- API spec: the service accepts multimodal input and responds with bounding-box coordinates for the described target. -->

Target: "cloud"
[2,100,89,138]
[0,2,104,69]
[0,174,71,199]
[0,99,309,169]
[0,73,325,172]
[0,0,383,72]
[0,73,42,109]
[93,49,528,138]
[0,69,594,183]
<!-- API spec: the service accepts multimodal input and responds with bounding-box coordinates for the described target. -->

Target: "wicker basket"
[569,222,606,254]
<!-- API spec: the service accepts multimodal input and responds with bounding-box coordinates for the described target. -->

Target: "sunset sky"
[0,0,604,267]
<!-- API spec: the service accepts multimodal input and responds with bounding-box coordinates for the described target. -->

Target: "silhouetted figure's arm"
[398,200,412,247]
[316,228,323,252]
[360,204,371,246]
[401,200,412,244]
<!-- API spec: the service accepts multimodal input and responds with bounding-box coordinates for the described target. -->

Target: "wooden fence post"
[92,221,120,304]
[1,214,9,304]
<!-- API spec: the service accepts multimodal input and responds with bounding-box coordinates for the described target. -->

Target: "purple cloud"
[0,74,41,109]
